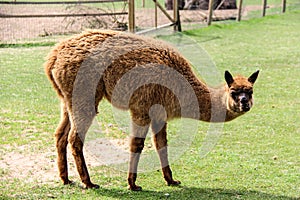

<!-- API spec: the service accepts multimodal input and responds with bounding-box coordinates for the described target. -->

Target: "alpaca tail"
[44,48,64,98]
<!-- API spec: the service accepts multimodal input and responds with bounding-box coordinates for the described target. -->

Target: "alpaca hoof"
[63,179,74,185]
[86,183,100,189]
[128,185,142,191]
[167,180,181,186]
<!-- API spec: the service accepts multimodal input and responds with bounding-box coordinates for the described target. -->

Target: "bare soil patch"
[0,138,130,184]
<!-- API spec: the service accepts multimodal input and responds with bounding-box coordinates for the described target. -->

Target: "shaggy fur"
[44,30,259,190]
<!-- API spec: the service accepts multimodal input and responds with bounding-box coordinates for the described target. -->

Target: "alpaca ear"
[248,70,259,84]
[225,70,234,87]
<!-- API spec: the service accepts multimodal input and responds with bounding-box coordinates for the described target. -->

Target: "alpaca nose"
[241,96,248,103]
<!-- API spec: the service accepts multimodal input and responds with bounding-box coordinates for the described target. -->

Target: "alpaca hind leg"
[69,131,99,188]
[67,104,99,189]
[68,125,99,189]
[128,120,149,191]
[55,102,72,185]
[151,120,181,186]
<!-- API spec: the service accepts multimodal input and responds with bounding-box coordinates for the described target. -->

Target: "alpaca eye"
[230,91,240,101]
[245,90,253,98]
[231,91,237,97]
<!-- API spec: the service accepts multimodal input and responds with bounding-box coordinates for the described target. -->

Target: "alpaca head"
[225,70,259,114]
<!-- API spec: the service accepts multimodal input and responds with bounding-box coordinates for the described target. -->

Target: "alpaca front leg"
[128,137,145,191]
[152,121,181,186]
[161,165,181,186]
[128,120,149,191]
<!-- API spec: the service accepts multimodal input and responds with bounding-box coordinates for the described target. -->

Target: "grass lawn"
[1,10,300,199]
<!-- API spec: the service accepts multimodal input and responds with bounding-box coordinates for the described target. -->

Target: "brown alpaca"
[44,30,259,190]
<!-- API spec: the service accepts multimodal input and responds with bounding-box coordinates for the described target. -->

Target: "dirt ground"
[0,137,130,184]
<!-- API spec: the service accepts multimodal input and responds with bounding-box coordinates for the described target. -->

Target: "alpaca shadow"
[95,186,298,200]
[181,31,222,43]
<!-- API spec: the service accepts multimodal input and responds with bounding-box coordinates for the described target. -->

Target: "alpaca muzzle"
[241,103,251,112]
[240,95,251,112]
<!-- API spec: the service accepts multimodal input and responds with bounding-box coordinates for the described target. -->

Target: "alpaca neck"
[192,82,241,123]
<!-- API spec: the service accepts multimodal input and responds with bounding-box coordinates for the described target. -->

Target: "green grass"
[0,42,56,48]
[1,10,300,199]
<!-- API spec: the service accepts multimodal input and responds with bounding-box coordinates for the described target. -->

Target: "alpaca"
[44,29,259,190]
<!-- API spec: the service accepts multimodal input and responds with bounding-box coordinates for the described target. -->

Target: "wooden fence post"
[155,0,158,28]
[207,0,214,25]
[173,0,179,31]
[262,0,267,17]
[282,0,286,13]
[237,0,243,21]
[173,0,182,32]
[128,0,135,32]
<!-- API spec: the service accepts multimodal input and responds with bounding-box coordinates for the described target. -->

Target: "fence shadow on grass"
[94,186,298,200]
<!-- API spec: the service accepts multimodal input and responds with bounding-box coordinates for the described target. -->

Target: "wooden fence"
[0,0,128,42]
[0,0,180,35]
[127,0,289,32]
[0,0,128,18]
[128,0,181,34]
[208,0,287,24]
[0,0,293,42]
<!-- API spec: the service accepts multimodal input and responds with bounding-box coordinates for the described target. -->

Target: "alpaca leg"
[151,120,181,186]
[68,130,99,189]
[55,102,72,185]
[67,103,99,189]
[128,120,149,191]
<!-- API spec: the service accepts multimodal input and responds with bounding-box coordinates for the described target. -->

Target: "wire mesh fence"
[0,0,128,44]
[133,0,300,34]
[0,0,299,44]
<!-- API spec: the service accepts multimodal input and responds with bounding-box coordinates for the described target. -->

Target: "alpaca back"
[44,30,205,120]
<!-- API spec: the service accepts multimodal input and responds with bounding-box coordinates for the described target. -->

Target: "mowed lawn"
[0,11,300,199]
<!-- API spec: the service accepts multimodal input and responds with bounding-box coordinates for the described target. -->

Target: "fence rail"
[0,12,128,18]
[0,0,125,4]
[0,0,127,19]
